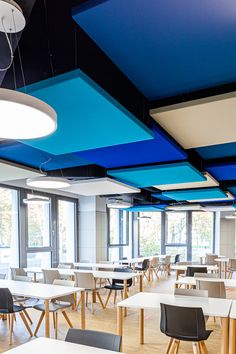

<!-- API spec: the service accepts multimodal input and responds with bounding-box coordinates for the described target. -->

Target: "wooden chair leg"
[165,338,174,354]
[96,291,105,309]
[53,312,56,329]
[61,310,73,328]
[76,297,81,310]
[9,314,13,345]
[54,312,58,339]
[19,312,33,337]
[34,312,45,336]
[85,292,88,307]
[104,290,112,308]
[192,342,201,354]
[23,309,33,325]
[169,340,179,354]
[114,290,117,305]
[200,341,208,354]
[121,291,123,300]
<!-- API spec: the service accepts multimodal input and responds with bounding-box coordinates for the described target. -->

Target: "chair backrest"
[65,329,121,352]
[164,256,171,265]
[174,254,181,264]
[186,266,207,277]
[58,263,74,269]
[194,273,218,278]
[0,274,6,280]
[74,272,96,290]
[229,259,236,270]
[10,267,27,279]
[142,258,150,270]
[0,288,14,313]
[205,254,218,265]
[112,267,132,287]
[150,256,159,268]
[42,269,60,284]
[176,262,192,265]
[160,303,208,341]
[174,288,208,297]
[53,279,75,304]
[196,280,226,298]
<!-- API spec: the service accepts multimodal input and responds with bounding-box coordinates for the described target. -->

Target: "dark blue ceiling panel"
[73,0,236,100]
[196,142,236,160]
[76,123,186,168]
[206,162,236,181]
[0,142,92,171]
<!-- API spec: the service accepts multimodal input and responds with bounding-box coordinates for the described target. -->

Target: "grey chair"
[65,329,121,352]
[205,254,218,266]
[42,269,60,284]
[10,268,32,282]
[194,273,218,279]
[174,288,208,297]
[34,279,75,338]
[227,259,236,279]
[58,263,75,269]
[196,280,226,298]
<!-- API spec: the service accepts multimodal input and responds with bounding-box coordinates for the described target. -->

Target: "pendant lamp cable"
[0,16,13,71]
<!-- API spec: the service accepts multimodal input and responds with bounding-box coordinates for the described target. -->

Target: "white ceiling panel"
[187,192,234,203]
[0,160,42,182]
[64,177,140,196]
[153,172,218,191]
[150,92,236,148]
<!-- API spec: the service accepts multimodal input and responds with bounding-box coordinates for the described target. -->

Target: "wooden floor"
[0,273,233,354]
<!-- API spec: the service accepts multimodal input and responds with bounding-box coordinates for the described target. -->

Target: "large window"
[138,212,161,256]
[58,199,76,263]
[0,187,19,274]
[192,212,214,261]
[165,212,187,260]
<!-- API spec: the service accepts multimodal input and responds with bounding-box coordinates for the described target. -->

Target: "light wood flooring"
[0,273,233,354]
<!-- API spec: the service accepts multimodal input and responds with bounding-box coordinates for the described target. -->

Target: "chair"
[176,262,193,278]
[0,288,33,344]
[65,329,121,352]
[0,273,6,279]
[160,303,212,353]
[196,280,226,298]
[160,256,171,275]
[10,267,32,282]
[104,267,132,308]
[186,267,207,277]
[205,254,218,266]
[74,272,104,313]
[149,256,160,280]
[135,259,150,280]
[42,269,60,284]
[58,263,74,269]
[174,288,208,297]
[194,273,218,279]
[174,254,181,264]
[34,279,75,338]
[227,259,236,279]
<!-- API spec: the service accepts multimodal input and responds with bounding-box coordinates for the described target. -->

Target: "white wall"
[217,211,236,258]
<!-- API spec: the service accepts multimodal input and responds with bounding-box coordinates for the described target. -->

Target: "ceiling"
[0,0,236,211]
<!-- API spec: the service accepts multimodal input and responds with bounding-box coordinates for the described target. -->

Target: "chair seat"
[0,305,24,314]
[135,267,145,271]
[14,297,39,307]
[104,284,124,291]
[166,329,213,342]
[34,302,71,312]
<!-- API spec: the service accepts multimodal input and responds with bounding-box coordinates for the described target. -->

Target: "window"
[166,212,187,244]
[0,187,19,274]
[192,212,214,262]
[27,251,51,268]
[138,212,161,256]
[58,199,76,263]
[27,194,50,248]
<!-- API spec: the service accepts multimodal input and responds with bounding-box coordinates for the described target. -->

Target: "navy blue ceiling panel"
[197,142,236,160]
[206,163,236,181]
[73,0,236,100]
[0,142,91,171]
[76,123,186,168]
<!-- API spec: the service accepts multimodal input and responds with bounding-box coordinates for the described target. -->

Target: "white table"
[229,300,236,354]
[0,279,85,338]
[2,337,124,354]
[215,258,229,278]
[117,292,231,354]
[175,276,236,290]
[74,262,122,270]
[172,264,218,280]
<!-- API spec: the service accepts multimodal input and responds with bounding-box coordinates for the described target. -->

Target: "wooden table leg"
[117,307,123,351]
[221,317,229,354]
[176,270,180,281]
[229,318,236,354]
[44,299,50,338]
[140,308,144,344]
[80,291,85,329]
[33,273,36,283]
[124,279,128,317]
[139,274,143,292]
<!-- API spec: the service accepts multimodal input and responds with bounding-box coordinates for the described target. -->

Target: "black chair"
[104,267,132,308]
[160,303,212,353]
[186,266,207,277]
[65,329,121,352]
[0,288,33,344]
[135,258,150,280]
[174,254,181,264]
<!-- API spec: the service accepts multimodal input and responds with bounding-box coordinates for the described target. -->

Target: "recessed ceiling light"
[23,196,50,204]
[26,177,70,189]
[0,89,57,139]
[107,199,132,209]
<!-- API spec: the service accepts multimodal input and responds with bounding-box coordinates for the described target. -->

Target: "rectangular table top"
[172,265,218,271]
[2,337,123,354]
[117,292,232,317]
[0,279,84,300]
[74,262,121,269]
[175,276,236,288]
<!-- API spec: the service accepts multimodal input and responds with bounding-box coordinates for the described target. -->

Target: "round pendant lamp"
[27,177,70,189]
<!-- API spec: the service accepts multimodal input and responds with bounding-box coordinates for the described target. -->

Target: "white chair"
[42,269,60,284]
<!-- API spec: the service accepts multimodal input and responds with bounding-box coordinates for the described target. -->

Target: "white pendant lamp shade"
[23,196,50,204]
[0,89,57,139]
[27,177,70,189]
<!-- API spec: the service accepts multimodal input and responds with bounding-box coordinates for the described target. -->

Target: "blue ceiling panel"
[73,0,236,100]
[124,204,166,212]
[19,69,154,155]
[108,162,206,188]
[162,188,227,201]
[206,163,236,181]
[76,123,186,168]
[0,142,91,171]
[227,187,236,196]
[197,142,236,160]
